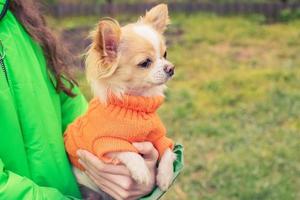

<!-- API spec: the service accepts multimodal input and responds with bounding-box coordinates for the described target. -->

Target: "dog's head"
[86,4,174,102]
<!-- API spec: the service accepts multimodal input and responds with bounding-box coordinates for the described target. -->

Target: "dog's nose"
[164,64,175,77]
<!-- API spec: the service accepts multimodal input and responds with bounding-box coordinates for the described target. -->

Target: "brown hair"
[9,0,77,97]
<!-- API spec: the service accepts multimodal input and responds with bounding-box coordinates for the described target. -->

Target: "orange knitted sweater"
[64,95,174,170]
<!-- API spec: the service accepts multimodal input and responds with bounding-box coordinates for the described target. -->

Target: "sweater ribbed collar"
[106,94,164,113]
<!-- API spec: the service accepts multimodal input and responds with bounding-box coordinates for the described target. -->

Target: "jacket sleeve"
[0,159,78,200]
[60,85,88,133]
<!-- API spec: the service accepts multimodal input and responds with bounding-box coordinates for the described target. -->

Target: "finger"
[79,158,138,191]
[86,170,138,200]
[132,142,159,162]
[82,163,137,191]
[83,159,155,198]
[126,185,155,200]
[84,161,156,192]
[78,159,100,177]
[85,170,123,200]
[98,185,123,200]
[77,150,131,176]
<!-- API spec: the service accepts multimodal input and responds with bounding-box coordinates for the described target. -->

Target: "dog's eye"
[138,58,152,68]
[163,51,167,59]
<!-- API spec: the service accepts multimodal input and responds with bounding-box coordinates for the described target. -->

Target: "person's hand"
[77,142,159,200]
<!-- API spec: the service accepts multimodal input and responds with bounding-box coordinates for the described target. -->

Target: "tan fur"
[78,4,176,192]
[140,4,170,33]
[85,4,173,103]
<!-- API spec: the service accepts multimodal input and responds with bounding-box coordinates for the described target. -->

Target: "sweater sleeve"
[0,159,78,200]
[147,117,174,159]
[152,136,174,159]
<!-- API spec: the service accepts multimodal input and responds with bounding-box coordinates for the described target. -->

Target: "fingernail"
[132,142,141,148]
[76,150,82,157]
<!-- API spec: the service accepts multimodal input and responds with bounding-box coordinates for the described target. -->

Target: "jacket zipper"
[0,40,9,85]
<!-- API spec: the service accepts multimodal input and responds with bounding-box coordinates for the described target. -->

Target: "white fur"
[133,24,160,58]
[76,6,175,193]
[108,152,152,185]
[139,85,167,97]
[91,79,126,104]
[149,59,169,85]
[157,148,176,191]
[132,24,171,96]
[86,23,171,103]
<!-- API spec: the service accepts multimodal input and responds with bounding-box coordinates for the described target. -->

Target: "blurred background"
[42,0,300,199]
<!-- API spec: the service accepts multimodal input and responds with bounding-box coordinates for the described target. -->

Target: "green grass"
[50,13,300,200]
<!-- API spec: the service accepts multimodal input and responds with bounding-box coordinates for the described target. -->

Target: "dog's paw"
[156,166,174,191]
[130,165,151,186]
[116,152,151,186]
[156,149,176,191]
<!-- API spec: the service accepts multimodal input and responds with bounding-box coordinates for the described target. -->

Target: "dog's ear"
[141,4,170,33]
[94,18,121,76]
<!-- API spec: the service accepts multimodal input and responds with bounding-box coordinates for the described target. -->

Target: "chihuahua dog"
[64,4,176,196]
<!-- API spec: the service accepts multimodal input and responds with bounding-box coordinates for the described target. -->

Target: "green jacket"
[0,1,87,199]
[0,1,183,199]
